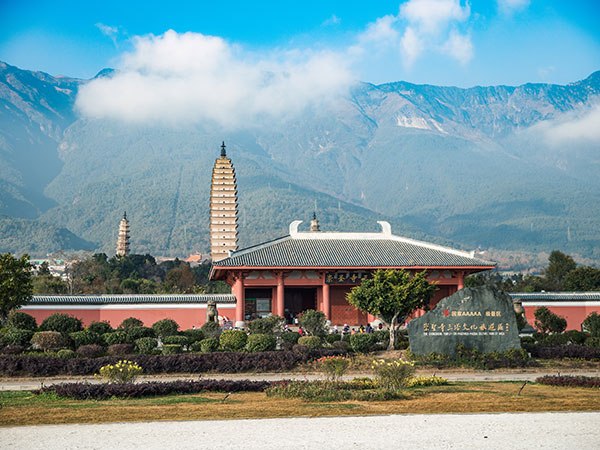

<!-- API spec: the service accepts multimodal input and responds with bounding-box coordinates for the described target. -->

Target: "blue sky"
[1,0,598,87]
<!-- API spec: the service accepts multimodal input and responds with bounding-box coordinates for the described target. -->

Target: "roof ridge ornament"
[289,220,303,237]
[377,221,391,236]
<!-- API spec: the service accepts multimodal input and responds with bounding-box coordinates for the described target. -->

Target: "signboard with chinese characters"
[324,271,369,285]
[408,286,521,356]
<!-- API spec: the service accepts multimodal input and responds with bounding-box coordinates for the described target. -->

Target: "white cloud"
[76,30,354,128]
[359,15,400,46]
[497,0,530,14]
[400,0,470,34]
[400,27,424,67]
[95,23,119,47]
[322,14,341,27]
[442,30,473,65]
[532,103,600,146]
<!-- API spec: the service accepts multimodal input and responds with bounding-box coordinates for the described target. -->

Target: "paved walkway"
[1,369,599,391]
[2,412,599,449]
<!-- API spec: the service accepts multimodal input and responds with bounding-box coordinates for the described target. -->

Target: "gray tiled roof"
[509,292,600,301]
[213,236,494,268]
[27,294,236,305]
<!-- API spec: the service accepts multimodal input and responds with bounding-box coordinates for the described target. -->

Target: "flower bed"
[266,380,403,402]
[0,349,346,377]
[535,375,600,388]
[35,379,269,400]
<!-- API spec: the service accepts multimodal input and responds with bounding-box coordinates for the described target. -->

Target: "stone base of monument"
[408,286,522,357]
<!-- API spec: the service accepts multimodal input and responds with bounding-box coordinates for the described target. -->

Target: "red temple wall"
[523,304,600,331]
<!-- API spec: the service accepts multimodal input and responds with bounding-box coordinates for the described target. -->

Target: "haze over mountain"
[1,60,599,267]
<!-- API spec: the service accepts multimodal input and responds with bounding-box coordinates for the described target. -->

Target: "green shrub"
[162,344,182,355]
[70,330,104,349]
[316,355,350,380]
[373,330,389,343]
[182,329,204,343]
[585,337,600,348]
[538,333,570,346]
[534,307,567,334]
[246,334,277,352]
[6,311,37,331]
[325,334,342,344]
[350,333,376,353]
[103,331,128,346]
[1,345,24,354]
[298,336,322,350]
[76,344,105,358]
[108,344,134,356]
[163,335,189,347]
[190,341,204,352]
[200,337,219,352]
[125,326,155,343]
[152,319,179,338]
[394,338,409,350]
[583,312,600,337]
[281,331,300,345]
[520,336,535,346]
[407,375,448,387]
[135,337,158,354]
[98,360,142,383]
[248,315,285,335]
[0,328,33,347]
[220,330,248,351]
[332,340,349,351]
[57,349,77,359]
[372,359,415,390]
[118,317,144,330]
[31,331,67,352]
[40,313,82,334]
[87,321,113,335]
[292,344,310,356]
[299,310,328,336]
[565,330,588,345]
[201,321,221,338]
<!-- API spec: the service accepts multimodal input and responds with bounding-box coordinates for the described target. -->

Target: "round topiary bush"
[125,326,155,343]
[152,319,179,338]
[40,313,82,334]
[292,344,310,357]
[182,329,204,344]
[70,330,104,349]
[57,349,77,359]
[200,321,221,338]
[162,344,182,355]
[118,317,144,330]
[87,321,113,335]
[6,311,37,331]
[76,344,105,358]
[350,333,376,353]
[0,328,33,347]
[220,330,248,351]
[31,331,67,352]
[325,334,342,344]
[103,331,128,346]
[246,334,277,352]
[108,343,134,356]
[332,340,349,351]
[281,331,301,345]
[135,337,158,354]
[200,337,219,353]
[162,335,189,348]
[373,330,389,344]
[297,336,322,350]
[190,341,204,352]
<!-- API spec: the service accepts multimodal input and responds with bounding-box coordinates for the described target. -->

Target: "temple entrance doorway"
[284,287,317,324]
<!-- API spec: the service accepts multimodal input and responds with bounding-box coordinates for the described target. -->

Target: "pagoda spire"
[310,211,321,232]
[116,212,130,256]
[221,141,227,158]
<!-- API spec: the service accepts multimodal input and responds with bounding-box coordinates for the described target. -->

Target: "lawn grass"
[1,382,599,426]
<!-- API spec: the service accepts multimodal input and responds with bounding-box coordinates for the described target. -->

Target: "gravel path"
[2,369,599,391]
[2,412,598,449]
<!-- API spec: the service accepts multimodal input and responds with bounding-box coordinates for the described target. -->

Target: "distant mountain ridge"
[1,60,599,267]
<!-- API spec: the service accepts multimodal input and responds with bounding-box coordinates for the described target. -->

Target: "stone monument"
[408,286,521,357]
[206,299,218,323]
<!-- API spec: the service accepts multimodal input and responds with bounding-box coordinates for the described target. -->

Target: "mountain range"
[1,60,599,269]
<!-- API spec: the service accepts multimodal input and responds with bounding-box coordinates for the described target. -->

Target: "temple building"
[210,219,496,327]
[210,142,239,262]
[116,212,130,256]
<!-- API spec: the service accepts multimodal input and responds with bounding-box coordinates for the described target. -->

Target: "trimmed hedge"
[528,345,600,360]
[87,321,113,335]
[247,334,276,352]
[162,344,182,355]
[0,328,33,347]
[536,375,600,388]
[220,330,247,351]
[199,338,219,353]
[76,345,105,358]
[152,319,179,338]
[36,379,270,400]
[135,337,158,354]
[70,330,104,349]
[163,335,189,347]
[350,334,376,353]
[6,311,37,331]
[281,332,300,345]
[108,344,134,356]
[0,349,346,377]
[298,336,321,350]
[40,313,82,334]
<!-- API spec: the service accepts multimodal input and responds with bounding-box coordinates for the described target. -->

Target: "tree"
[544,250,576,290]
[0,253,34,324]
[347,269,437,350]
[582,312,600,337]
[534,306,567,334]
[563,266,600,291]
[298,310,328,336]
